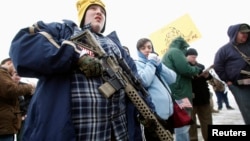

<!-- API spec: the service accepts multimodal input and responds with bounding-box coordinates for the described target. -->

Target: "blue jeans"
[174,125,190,141]
[0,134,14,141]
[174,108,191,141]
[215,91,230,109]
[229,84,250,124]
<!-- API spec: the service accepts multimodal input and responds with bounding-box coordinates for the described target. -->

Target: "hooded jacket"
[9,20,142,141]
[161,37,201,102]
[214,23,250,84]
[135,47,176,120]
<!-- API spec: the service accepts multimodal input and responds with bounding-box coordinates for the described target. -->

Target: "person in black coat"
[186,48,213,141]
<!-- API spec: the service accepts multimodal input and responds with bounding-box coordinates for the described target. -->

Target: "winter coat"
[214,23,250,84]
[191,63,212,106]
[0,67,32,135]
[161,37,201,102]
[135,49,176,120]
[9,20,142,141]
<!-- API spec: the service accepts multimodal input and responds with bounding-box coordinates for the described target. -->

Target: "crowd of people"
[1,0,249,141]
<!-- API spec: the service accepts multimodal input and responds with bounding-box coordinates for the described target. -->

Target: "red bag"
[171,102,193,128]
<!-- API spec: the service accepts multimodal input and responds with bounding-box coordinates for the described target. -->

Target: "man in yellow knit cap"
[76,0,106,33]
[9,0,148,140]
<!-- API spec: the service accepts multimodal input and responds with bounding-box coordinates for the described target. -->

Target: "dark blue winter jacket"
[9,20,143,141]
[214,23,250,84]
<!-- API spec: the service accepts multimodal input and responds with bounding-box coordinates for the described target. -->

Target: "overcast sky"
[1,0,250,69]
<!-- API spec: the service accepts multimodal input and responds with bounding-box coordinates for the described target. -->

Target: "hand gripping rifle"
[70,29,173,141]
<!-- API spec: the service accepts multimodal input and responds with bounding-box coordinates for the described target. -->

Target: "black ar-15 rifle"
[70,29,173,141]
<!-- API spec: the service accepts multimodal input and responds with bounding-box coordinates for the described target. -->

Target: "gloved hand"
[148,53,161,66]
[78,54,102,77]
[137,114,157,131]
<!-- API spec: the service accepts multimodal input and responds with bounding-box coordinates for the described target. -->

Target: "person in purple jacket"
[214,23,250,124]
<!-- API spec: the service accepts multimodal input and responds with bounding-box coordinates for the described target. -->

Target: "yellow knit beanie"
[76,0,106,33]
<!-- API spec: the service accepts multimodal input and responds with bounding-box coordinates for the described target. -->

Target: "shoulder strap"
[233,45,250,65]
[137,59,174,96]
[155,73,174,99]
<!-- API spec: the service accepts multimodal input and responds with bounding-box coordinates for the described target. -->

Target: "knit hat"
[186,48,198,56]
[76,0,106,33]
[239,24,250,33]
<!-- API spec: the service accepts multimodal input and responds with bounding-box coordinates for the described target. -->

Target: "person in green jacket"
[161,36,201,141]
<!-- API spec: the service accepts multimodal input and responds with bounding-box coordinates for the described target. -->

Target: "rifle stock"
[70,30,173,141]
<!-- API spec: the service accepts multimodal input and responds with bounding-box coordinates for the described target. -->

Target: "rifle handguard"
[71,30,173,141]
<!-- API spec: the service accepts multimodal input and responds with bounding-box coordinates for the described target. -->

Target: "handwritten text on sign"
[149,14,201,57]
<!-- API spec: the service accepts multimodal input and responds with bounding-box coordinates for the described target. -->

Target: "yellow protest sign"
[149,14,201,57]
